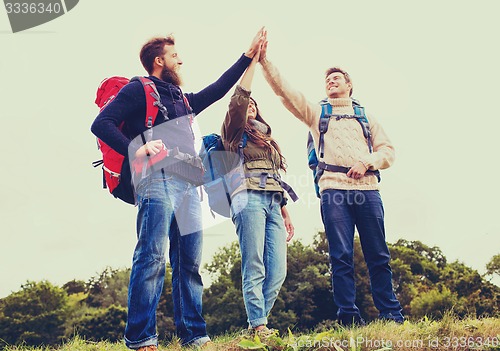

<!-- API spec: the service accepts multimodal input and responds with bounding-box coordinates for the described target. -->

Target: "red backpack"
[92,76,163,204]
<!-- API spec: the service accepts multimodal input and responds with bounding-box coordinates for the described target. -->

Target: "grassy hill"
[3,315,499,351]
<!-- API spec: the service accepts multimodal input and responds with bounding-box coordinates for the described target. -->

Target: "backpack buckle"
[259,173,269,188]
[318,118,330,133]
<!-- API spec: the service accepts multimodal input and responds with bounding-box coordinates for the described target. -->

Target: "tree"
[390,242,500,319]
[203,239,334,334]
[393,239,447,268]
[0,281,68,346]
[389,242,442,315]
[85,267,130,309]
[202,233,373,333]
[276,234,336,330]
[70,265,176,343]
[1,236,497,347]
[157,264,176,341]
[203,241,247,335]
[203,231,500,336]
[75,304,127,342]
[486,254,500,278]
[62,279,87,295]
[440,261,499,317]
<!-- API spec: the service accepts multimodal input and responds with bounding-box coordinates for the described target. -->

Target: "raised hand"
[245,26,266,59]
[257,27,268,62]
[259,36,268,63]
[252,40,262,63]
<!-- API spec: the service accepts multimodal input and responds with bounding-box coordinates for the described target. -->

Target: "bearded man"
[91,29,264,350]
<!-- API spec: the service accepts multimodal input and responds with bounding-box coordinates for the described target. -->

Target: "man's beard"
[160,65,183,86]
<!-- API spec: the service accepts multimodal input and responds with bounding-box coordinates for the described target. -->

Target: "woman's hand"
[281,206,295,242]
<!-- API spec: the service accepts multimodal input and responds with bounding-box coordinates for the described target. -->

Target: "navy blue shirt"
[91,54,252,157]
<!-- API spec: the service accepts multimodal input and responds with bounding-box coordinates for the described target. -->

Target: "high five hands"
[245,27,267,60]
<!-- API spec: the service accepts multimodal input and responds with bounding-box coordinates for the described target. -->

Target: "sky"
[1,0,499,298]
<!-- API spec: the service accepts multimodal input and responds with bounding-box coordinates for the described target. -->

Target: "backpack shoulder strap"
[241,132,248,148]
[237,132,248,160]
[131,77,166,128]
[182,93,196,125]
[306,131,316,169]
[182,94,193,114]
[353,104,373,153]
[318,99,332,159]
[353,104,367,122]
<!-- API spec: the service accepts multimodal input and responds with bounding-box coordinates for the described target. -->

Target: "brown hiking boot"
[200,340,217,350]
[254,326,279,339]
[136,346,158,351]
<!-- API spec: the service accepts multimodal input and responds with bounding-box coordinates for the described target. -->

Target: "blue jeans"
[231,191,287,328]
[320,189,403,322]
[124,171,209,349]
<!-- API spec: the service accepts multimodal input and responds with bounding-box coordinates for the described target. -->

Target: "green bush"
[0,281,68,346]
[74,304,127,342]
[410,286,465,318]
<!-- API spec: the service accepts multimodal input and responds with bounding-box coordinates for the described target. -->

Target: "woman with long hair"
[221,44,294,336]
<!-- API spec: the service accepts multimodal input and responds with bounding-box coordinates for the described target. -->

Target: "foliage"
[487,254,500,277]
[203,232,383,334]
[203,232,500,337]
[85,267,130,309]
[71,265,176,344]
[393,239,447,268]
[0,281,68,347]
[203,241,247,335]
[156,264,176,341]
[390,241,500,319]
[272,237,336,330]
[74,304,127,342]
[440,261,499,317]
[1,235,499,348]
[61,279,86,295]
[410,286,463,319]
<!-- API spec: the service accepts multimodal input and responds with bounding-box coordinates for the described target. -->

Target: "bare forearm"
[239,59,257,92]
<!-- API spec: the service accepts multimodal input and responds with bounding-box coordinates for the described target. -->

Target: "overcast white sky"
[1,0,499,298]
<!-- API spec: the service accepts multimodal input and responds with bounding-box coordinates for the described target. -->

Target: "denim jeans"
[231,191,287,328]
[124,171,209,349]
[320,189,403,322]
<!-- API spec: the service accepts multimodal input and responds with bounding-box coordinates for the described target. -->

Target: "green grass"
[3,316,500,351]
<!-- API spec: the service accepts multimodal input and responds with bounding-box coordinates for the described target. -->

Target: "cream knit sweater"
[261,59,395,192]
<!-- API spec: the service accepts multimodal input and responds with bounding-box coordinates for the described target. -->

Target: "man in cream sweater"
[258,38,403,326]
